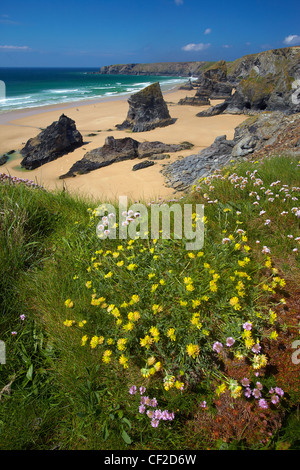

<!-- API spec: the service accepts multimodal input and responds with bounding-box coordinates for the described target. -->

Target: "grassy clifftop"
[0,153,299,450]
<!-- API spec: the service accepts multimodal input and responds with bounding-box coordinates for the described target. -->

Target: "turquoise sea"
[0,68,186,113]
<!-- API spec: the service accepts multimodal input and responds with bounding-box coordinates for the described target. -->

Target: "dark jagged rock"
[196,101,229,117]
[20,114,83,170]
[132,160,155,171]
[161,112,300,191]
[60,136,140,178]
[59,137,192,178]
[179,61,233,105]
[0,154,9,166]
[116,82,175,132]
[178,92,210,106]
[138,140,193,158]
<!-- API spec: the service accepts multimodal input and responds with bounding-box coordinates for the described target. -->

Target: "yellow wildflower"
[186,343,200,359]
[140,335,154,349]
[216,383,227,396]
[127,263,137,271]
[147,356,156,366]
[81,335,88,346]
[119,354,129,369]
[270,330,278,341]
[117,338,127,351]
[90,336,99,349]
[104,271,113,279]
[123,322,134,332]
[63,319,74,327]
[152,304,163,314]
[149,326,160,342]
[166,328,176,341]
[64,299,74,308]
[102,350,112,364]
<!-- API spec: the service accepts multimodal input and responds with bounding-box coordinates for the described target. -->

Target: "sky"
[0,0,300,68]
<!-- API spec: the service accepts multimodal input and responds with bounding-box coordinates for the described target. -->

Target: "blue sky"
[0,0,300,67]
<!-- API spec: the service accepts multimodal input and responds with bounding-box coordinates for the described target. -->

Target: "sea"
[0,67,187,113]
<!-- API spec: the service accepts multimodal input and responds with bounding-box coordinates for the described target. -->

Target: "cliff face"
[98,61,209,77]
[196,47,300,115]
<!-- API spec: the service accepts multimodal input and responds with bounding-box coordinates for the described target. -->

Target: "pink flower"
[243,321,252,331]
[271,395,279,405]
[226,337,235,347]
[212,341,223,353]
[151,419,160,428]
[241,377,250,387]
[129,385,137,395]
[139,386,146,395]
[253,388,262,399]
[258,399,268,409]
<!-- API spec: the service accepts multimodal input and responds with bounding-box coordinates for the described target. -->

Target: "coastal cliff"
[98,61,210,77]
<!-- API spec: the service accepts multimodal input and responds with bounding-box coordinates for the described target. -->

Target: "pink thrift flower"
[226,337,235,347]
[129,385,137,395]
[259,399,268,409]
[212,341,223,353]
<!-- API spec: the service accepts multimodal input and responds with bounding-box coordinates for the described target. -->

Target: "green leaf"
[121,429,132,445]
[122,417,132,429]
[26,364,33,381]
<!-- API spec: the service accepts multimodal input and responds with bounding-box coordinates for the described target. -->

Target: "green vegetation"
[0,154,299,450]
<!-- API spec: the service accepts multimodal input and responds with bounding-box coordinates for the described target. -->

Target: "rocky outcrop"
[59,137,193,178]
[161,112,300,191]
[197,47,300,116]
[60,136,140,178]
[116,82,175,132]
[20,114,83,170]
[179,61,233,106]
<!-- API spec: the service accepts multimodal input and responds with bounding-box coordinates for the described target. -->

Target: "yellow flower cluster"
[186,343,200,359]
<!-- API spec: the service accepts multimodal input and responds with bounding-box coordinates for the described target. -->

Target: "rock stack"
[116,82,175,132]
[20,114,83,170]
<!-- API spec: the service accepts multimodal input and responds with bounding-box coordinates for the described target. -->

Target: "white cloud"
[0,45,30,50]
[222,44,231,49]
[174,0,183,5]
[204,28,211,35]
[283,34,300,45]
[182,43,211,52]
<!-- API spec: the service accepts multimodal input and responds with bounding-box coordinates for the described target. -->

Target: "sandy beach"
[0,88,247,203]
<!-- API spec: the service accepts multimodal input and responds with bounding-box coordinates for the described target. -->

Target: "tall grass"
[0,154,299,450]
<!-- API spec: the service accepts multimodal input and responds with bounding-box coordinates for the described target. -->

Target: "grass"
[0,153,299,450]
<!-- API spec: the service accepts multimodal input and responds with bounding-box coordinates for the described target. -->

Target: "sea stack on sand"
[116,82,175,132]
[20,114,83,170]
